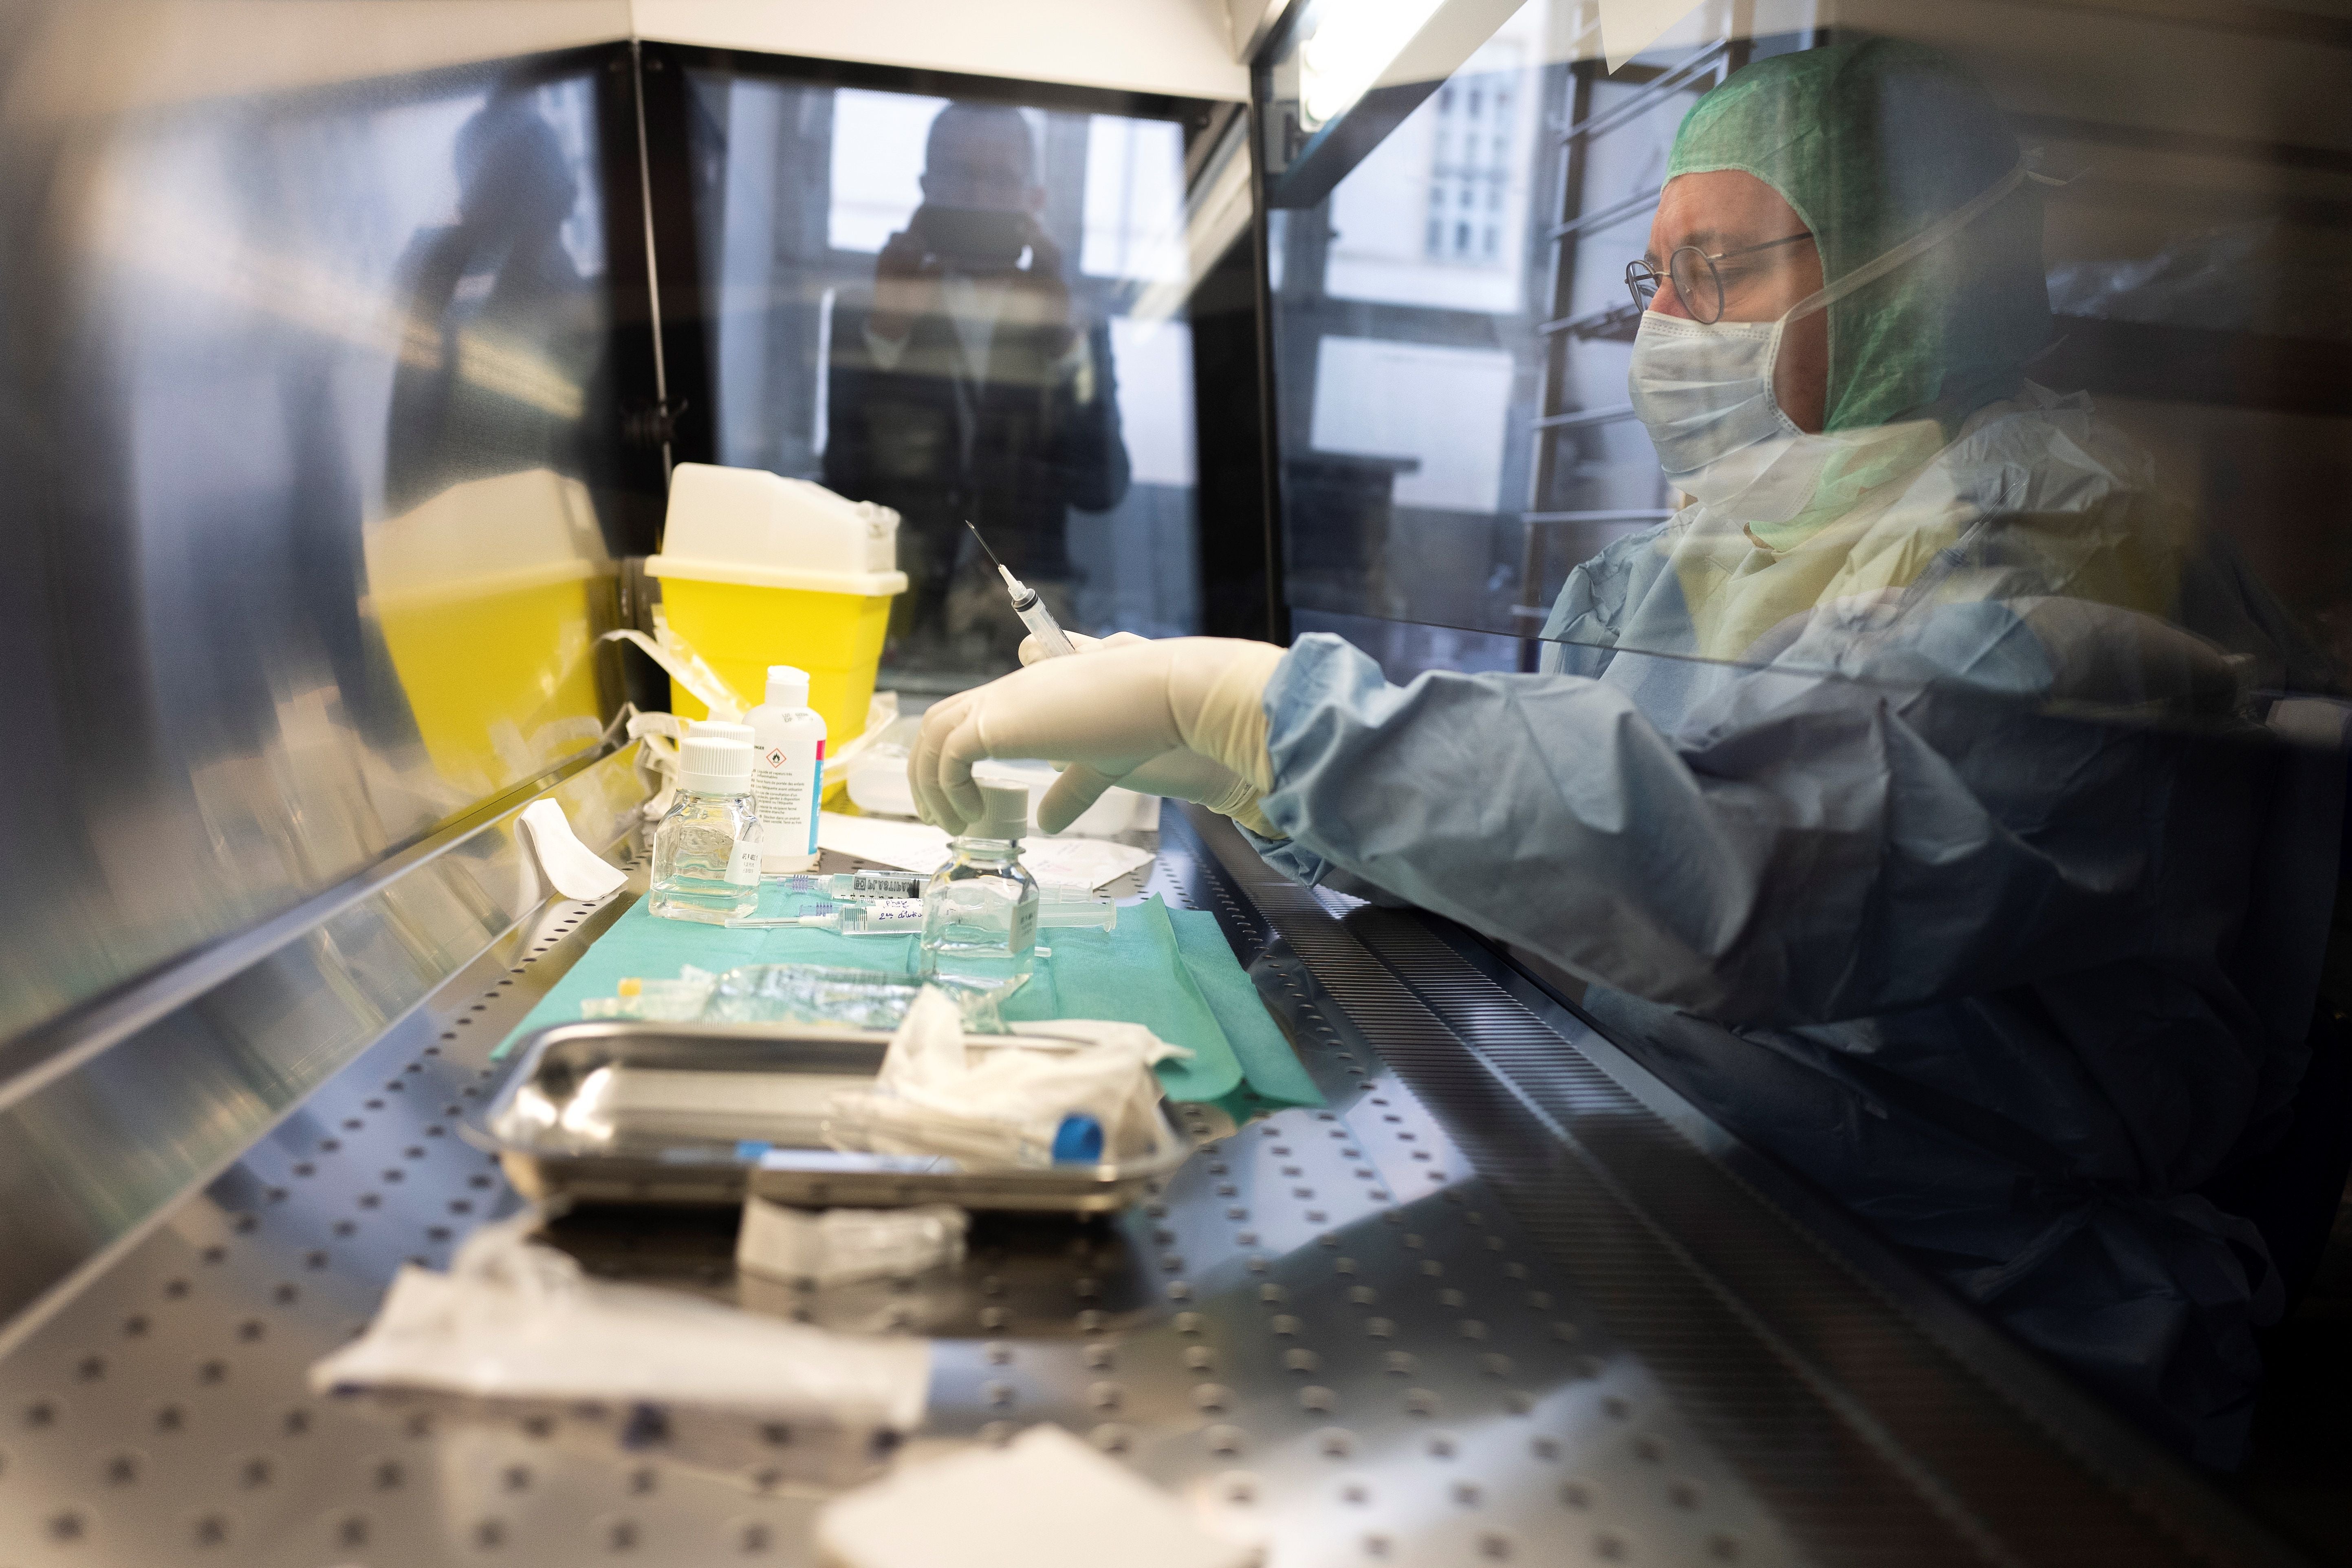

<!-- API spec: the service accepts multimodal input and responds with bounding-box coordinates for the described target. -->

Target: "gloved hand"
[911,637,1288,836]
[1013,630,1284,835]
[1015,628,1145,666]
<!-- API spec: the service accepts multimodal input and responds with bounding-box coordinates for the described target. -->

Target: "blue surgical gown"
[1248,389,2320,1465]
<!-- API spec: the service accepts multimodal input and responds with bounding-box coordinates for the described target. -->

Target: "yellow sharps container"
[365,468,614,801]
[644,464,906,749]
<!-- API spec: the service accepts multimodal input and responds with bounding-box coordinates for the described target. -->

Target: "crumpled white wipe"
[517,799,627,901]
[824,987,1182,1167]
[308,1212,928,1432]
[736,1200,968,1287]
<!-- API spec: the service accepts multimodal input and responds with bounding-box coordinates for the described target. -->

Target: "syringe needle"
[965,520,1005,571]
[967,520,1077,658]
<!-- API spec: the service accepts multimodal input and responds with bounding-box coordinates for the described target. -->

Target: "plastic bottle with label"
[650,737,763,924]
[746,664,827,874]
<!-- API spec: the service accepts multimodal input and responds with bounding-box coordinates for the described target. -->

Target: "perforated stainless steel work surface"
[0,808,2306,1567]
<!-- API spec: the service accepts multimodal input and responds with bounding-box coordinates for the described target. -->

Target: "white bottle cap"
[680,736,753,795]
[766,665,811,709]
[688,718,753,745]
[972,782,1031,842]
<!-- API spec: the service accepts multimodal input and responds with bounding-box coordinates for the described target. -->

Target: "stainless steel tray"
[481,1020,1191,1213]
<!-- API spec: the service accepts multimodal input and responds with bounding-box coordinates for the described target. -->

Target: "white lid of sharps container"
[765,664,812,710]
[680,736,753,795]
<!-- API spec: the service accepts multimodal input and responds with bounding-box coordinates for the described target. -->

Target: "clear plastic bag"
[702,964,1006,1033]
[579,967,721,1020]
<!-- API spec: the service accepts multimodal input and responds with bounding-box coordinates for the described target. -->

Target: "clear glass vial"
[917,781,1039,993]
[650,736,763,925]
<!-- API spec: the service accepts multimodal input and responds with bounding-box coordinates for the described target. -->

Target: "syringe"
[966,520,1076,658]
[778,872,1119,930]
[722,898,930,935]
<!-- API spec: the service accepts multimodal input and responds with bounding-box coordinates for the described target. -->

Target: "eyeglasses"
[1624,233,1813,324]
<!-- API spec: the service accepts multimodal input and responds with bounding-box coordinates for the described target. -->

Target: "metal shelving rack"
[1514,7,1757,668]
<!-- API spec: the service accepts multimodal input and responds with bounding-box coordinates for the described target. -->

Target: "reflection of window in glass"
[1425,68,1516,264]
[827,89,943,253]
[1081,116,1186,280]
[1310,337,1513,513]
[1110,316,1196,488]
[532,83,604,280]
[1321,4,1540,313]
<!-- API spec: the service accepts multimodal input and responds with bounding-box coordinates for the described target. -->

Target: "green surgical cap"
[1667,39,2051,432]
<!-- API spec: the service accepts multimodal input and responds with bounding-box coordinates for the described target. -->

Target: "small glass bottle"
[917,782,1039,994]
[650,736,763,925]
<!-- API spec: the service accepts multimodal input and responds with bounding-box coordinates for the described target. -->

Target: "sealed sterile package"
[578,967,720,1021]
[308,1213,927,1486]
[736,1199,968,1286]
[703,963,1005,1033]
[824,988,1182,1169]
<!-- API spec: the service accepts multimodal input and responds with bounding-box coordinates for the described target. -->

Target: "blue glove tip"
[1051,1113,1106,1165]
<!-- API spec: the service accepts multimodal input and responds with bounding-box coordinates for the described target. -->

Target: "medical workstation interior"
[9,0,2352,1563]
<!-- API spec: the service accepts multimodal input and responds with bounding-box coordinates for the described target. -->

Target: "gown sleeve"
[1249,614,2262,1027]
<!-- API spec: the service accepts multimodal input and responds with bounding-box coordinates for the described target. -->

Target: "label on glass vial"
[754,736,825,860]
[1011,895,1037,956]
[725,824,762,886]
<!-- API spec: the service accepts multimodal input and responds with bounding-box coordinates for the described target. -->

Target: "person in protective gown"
[824,101,1130,666]
[904,40,2331,1465]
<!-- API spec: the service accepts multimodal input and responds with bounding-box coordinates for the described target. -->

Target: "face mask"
[1627,161,2037,511]
[1627,314,1952,534]
[1626,312,1803,503]
[1627,310,1890,526]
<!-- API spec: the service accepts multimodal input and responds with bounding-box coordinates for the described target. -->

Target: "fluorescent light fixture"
[1295,0,1449,130]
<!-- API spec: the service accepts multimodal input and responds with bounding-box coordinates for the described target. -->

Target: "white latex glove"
[1013,631,1282,836]
[1015,628,1141,665]
[912,637,1288,836]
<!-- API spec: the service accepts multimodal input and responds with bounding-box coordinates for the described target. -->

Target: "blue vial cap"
[1051,1114,1105,1165]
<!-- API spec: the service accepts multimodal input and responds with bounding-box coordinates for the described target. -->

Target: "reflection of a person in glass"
[385,90,606,512]
[824,101,1130,667]
[907,42,2339,1467]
